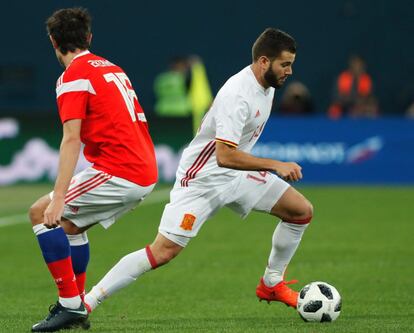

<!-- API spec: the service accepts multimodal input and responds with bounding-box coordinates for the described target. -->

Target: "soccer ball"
[297,281,341,322]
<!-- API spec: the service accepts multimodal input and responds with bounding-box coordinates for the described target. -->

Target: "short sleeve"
[56,78,96,124]
[214,94,249,147]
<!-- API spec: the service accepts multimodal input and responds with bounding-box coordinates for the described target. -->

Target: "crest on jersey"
[255,109,261,118]
[180,213,196,231]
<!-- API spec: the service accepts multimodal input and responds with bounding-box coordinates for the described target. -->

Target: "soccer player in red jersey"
[29,8,157,332]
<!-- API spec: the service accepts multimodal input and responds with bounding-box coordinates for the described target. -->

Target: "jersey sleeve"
[214,93,249,147]
[56,74,96,124]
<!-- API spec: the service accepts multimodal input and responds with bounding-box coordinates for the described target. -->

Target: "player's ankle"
[84,292,100,312]
[263,267,284,287]
[263,273,283,287]
[59,295,82,309]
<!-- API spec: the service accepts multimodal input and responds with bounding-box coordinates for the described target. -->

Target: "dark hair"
[252,28,296,62]
[46,7,92,55]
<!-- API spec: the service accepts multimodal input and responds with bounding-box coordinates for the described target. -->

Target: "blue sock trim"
[36,228,70,263]
[70,243,90,274]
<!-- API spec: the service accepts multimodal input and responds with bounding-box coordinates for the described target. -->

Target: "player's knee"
[302,200,314,219]
[152,244,181,266]
[285,199,313,224]
[150,233,184,266]
[29,201,43,226]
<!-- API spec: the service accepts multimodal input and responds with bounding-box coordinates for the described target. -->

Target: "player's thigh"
[270,186,313,220]
[60,217,95,235]
[158,185,224,247]
[60,167,155,229]
[227,171,290,218]
[29,194,86,234]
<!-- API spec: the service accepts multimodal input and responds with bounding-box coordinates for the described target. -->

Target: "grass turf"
[0,184,413,332]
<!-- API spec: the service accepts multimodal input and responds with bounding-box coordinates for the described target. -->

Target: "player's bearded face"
[264,64,285,89]
[263,51,295,89]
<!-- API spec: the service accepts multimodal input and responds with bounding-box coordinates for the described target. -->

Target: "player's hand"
[273,161,303,182]
[43,197,65,228]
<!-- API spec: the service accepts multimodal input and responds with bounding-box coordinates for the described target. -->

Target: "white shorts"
[50,167,155,229]
[159,171,290,247]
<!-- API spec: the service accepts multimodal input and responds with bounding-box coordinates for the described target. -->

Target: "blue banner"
[253,118,414,184]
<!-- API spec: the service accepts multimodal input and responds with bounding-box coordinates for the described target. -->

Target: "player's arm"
[43,119,82,228]
[215,141,302,182]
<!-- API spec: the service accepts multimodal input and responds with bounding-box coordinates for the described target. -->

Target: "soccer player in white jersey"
[85,28,313,314]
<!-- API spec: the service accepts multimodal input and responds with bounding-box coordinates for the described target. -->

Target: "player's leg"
[31,168,147,331]
[84,232,184,311]
[30,195,85,309]
[255,186,313,307]
[149,232,185,265]
[227,171,312,308]
[263,187,313,287]
[84,201,194,312]
[65,229,90,302]
[85,184,219,312]
[29,195,90,332]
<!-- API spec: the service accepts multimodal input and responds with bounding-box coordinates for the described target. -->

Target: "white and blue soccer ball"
[297,281,342,322]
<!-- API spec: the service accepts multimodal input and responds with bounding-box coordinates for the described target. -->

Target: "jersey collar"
[65,50,91,71]
[72,50,90,61]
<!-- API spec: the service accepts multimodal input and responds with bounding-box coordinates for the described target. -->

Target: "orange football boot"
[256,278,299,308]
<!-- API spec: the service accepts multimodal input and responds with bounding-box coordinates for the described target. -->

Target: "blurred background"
[1,0,414,185]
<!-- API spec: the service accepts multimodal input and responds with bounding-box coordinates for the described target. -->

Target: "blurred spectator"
[278,81,314,116]
[154,56,192,117]
[154,55,212,134]
[328,55,379,119]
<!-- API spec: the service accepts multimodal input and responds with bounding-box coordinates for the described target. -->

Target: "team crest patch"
[180,213,196,231]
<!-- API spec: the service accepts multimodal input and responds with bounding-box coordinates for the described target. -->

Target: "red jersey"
[56,51,157,186]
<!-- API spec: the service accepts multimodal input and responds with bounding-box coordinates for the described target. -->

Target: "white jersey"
[177,65,275,187]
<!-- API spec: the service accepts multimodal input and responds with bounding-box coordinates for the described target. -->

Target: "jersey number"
[104,72,139,122]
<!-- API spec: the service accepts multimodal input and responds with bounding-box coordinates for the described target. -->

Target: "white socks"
[84,248,152,311]
[59,295,82,309]
[263,221,308,287]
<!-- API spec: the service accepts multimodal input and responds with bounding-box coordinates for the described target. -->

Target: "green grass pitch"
[0,184,413,332]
